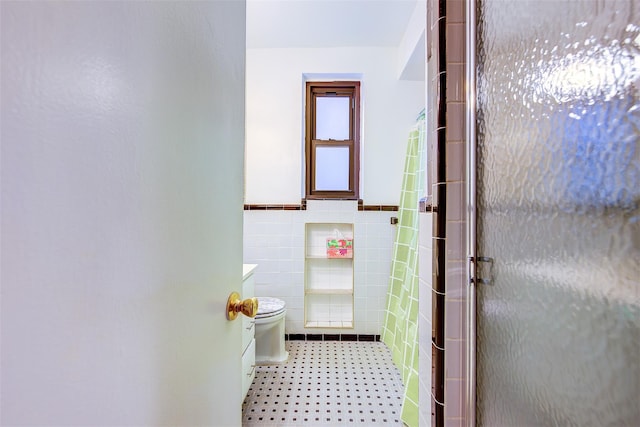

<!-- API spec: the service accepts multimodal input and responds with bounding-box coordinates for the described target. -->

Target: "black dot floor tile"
[242,341,404,426]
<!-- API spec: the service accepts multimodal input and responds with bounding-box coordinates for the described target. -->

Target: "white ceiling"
[246,0,418,49]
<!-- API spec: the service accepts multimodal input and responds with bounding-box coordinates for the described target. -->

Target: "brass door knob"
[226,292,258,320]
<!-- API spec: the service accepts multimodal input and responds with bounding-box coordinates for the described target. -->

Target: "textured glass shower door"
[475,1,640,425]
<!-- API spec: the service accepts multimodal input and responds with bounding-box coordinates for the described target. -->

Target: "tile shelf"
[304,222,354,329]
[304,255,353,259]
[305,288,352,295]
[304,320,354,328]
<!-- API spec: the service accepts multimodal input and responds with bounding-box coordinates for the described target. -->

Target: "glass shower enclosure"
[474,0,640,425]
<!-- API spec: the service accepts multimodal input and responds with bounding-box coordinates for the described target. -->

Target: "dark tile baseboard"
[244,199,398,212]
[285,333,381,342]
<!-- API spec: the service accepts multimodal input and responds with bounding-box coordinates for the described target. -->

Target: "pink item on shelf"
[326,238,353,258]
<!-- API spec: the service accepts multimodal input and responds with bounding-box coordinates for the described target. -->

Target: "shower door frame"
[465,0,477,426]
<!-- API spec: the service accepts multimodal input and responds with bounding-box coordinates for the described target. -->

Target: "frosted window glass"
[316,97,350,140]
[315,146,349,191]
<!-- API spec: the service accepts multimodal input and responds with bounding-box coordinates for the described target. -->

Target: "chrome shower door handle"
[475,256,494,285]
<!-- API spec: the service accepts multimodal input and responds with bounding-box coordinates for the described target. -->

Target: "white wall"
[244,201,396,335]
[397,0,426,81]
[243,44,424,335]
[1,1,246,425]
[245,47,425,205]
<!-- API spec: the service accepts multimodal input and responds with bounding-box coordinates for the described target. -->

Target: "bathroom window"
[305,81,360,199]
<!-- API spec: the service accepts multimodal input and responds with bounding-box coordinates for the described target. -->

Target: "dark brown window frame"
[305,81,360,200]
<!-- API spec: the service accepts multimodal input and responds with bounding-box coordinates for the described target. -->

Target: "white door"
[1,2,246,426]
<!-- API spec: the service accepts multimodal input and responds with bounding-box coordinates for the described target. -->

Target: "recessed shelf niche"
[304,222,354,328]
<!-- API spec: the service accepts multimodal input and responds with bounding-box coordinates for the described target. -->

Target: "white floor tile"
[242,341,404,426]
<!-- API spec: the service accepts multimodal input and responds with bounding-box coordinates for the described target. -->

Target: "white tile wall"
[305,259,353,292]
[243,201,396,335]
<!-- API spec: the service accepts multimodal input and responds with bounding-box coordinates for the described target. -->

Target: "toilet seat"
[256,297,286,319]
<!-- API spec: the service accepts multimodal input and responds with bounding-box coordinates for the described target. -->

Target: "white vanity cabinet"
[241,264,257,398]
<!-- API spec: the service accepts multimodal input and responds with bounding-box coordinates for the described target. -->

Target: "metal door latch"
[470,256,494,285]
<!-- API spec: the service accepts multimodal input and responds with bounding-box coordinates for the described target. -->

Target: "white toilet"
[255,297,288,365]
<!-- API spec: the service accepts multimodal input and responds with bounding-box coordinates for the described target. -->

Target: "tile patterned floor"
[242,341,405,426]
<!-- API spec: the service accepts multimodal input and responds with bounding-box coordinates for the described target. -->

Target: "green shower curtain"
[381,114,425,427]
